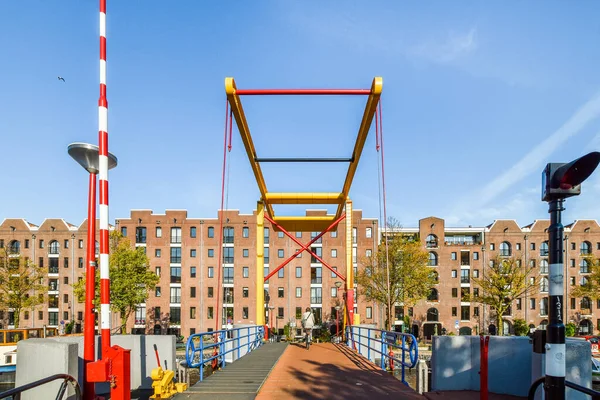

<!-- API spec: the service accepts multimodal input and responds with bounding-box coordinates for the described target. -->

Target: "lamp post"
[540,151,600,400]
[68,142,117,400]
[335,281,343,337]
[335,305,341,339]
[268,306,275,339]
[264,291,271,340]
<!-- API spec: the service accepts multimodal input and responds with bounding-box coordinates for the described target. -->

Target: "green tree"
[74,231,159,333]
[0,248,47,328]
[565,322,577,337]
[466,255,537,336]
[356,221,434,331]
[571,255,600,300]
[513,319,529,336]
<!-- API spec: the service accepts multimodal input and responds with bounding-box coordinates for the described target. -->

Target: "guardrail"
[0,373,81,400]
[528,376,600,399]
[346,326,418,385]
[185,325,264,382]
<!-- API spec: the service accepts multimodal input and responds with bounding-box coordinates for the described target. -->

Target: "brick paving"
[256,342,425,400]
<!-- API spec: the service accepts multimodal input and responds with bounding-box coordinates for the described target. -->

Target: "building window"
[540,241,549,256]
[428,252,438,266]
[296,287,302,298]
[170,287,181,304]
[156,227,162,238]
[278,307,284,318]
[223,227,234,244]
[208,227,214,238]
[170,267,181,283]
[473,269,479,278]
[190,227,197,238]
[296,267,302,278]
[24,239,29,249]
[461,306,470,321]
[78,257,83,268]
[278,287,284,298]
[208,267,214,278]
[490,243,495,251]
[277,231,284,238]
[451,252,457,260]
[499,242,511,257]
[78,239,83,248]
[331,287,338,298]
[155,287,161,297]
[39,239,44,249]
[170,227,182,244]
[64,239,69,249]
[473,252,479,260]
[530,243,536,251]
[242,227,249,238]
[208,287,214,298]
[540,259,548,274]
[170,247,181,264]
[278,249,284,258]
[264,228,270,244]
[331,249,337,258]
[135,227,147,244]
[243,267,249,278]
[331,231,337,238]
[474,307,480,317]
[331,267,338,278]
[243,287,249,298]
[243,249,249,258]
[461,269,470,284]
[189,307,196,319]
[278,268,284,278]
[190,266,196,278]
[581,259,591,273]
[190,249,196,257]
[155,249,161,257]
[516,243,521,251]
[223,247,234,263]
[516,298,522,310]
[49,241,59,254]
[452,288,458,297]
[452,270,457,278]
[264,247,269,264]
[452,307,457,317]
[243,307,249,319]
[530,298,536,310]
[190,287,196,298]
[155,266,161,276]
[223,267,234,284]
[366,307,373,319]
[207,307,214,319]
[63,257,69,268]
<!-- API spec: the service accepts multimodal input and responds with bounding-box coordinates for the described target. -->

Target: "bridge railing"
[346,326,418,386]
[0,373,81,400]
[185,325,264,382]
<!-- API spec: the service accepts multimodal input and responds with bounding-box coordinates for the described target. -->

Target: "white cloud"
[410,28,478,63]
[447,91,600,225]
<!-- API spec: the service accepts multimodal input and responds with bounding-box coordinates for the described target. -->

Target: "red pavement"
[255,342,425,400]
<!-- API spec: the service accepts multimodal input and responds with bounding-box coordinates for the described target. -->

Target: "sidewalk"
[256,342,424,400]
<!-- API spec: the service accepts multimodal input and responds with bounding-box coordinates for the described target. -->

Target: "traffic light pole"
[546,198,565,400]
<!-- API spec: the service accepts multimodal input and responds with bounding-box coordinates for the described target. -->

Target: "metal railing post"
[381,331,387,371]
[368,328,371,362]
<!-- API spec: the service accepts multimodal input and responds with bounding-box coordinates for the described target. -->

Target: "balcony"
[223,277,234,284]
[48,267,59,274]
[135,319,146,325]
[170,296,181,304]
[310,277,322,284]
[310,297,322,304]
[499,250,511,257]
[426,240,438,248]
[460,277,470,284]
[170,275,181,284]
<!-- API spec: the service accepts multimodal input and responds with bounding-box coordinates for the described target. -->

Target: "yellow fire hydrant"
[150,366,187,399]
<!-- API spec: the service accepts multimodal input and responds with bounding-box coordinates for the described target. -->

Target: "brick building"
[1,211,599,339]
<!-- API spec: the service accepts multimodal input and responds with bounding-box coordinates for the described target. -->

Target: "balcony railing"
[426,240,438,248]
[170,275,181,283]
[170,256,181,264]
[223,236,234,244]
[581,249,592,255]
[311,277,322,284]
[223,277,234,284]
[581,308,592,315]
[310,297,322,304]
[135,319,146,325]
[499,250,511,257]
[49,267,59,274]
[460,277,470,284]
[170,296,181,304]
[223,256,234,264]
[581,266,590,274]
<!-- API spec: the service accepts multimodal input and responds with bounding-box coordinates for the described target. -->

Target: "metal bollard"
[416,359,428,394]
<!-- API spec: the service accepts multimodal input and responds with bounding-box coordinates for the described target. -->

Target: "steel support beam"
[265,193,345,205]
[256,201,265,325]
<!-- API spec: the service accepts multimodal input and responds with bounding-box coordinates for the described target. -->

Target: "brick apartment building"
[1,211,599,339]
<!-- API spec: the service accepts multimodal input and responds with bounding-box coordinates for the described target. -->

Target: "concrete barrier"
[15,339,79,400]
[431,335,592,398]
[15,334,176,395]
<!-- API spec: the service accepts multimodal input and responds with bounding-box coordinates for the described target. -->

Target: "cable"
[215,99,229,333]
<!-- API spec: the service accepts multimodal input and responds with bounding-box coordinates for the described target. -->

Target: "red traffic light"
[542,151,600,201]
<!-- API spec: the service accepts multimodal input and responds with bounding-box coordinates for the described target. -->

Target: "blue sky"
[2,1,600,229]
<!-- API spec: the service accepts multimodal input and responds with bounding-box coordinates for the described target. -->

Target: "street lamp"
[335,305,341,340]
[540,151,600,400]
[264,291,271,339]
[68,142,117,400]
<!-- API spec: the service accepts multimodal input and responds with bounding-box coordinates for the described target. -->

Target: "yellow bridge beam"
[265,192,345,205]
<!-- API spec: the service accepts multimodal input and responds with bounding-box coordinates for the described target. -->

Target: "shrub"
[565,323,576,337]
[513,319,529,336]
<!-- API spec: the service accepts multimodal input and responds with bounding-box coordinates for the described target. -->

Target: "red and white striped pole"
[98,0,111,355]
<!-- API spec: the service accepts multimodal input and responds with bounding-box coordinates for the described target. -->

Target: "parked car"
[574,335,600,354]
[592,357,600,383]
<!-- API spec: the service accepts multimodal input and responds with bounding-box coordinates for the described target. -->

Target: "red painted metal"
[86,359,108,382]
[153,344,161,369]
[263,214,347,282]
[83,172,97,400]
[236,89,370,96]
[480,335,489,400]
[106,346,131,400]
[346,288,355,330]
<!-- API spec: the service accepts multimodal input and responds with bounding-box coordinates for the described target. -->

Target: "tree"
[356,221,434,331]
[466,256,537,336]
[513,319,529,336]
[74,231,159,333]
[0,248,47,328]
[571,255,600,300]
[565,322,576,337]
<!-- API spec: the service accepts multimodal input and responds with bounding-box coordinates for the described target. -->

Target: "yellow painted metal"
[336,77,383,218]
[344,198,353,330]
[150,366,187,399]
[256,201,265,326]
[225,78,274,218]
[271,215,337,233]
[265,192,345,205]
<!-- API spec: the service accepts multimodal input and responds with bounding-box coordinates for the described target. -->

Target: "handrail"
[528,376,600,399]
[185,325,264,382]
[0,373,81,400]
[346,326,418,386]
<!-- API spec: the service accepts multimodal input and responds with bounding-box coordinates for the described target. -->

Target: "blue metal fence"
[185,325,264,382]
[346,326,418,385]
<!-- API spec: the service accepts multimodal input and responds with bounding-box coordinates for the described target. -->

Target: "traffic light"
[542,151,600,201]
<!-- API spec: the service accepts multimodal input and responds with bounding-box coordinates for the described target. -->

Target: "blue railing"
[185,325,264,382]
[346,326,418,385]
